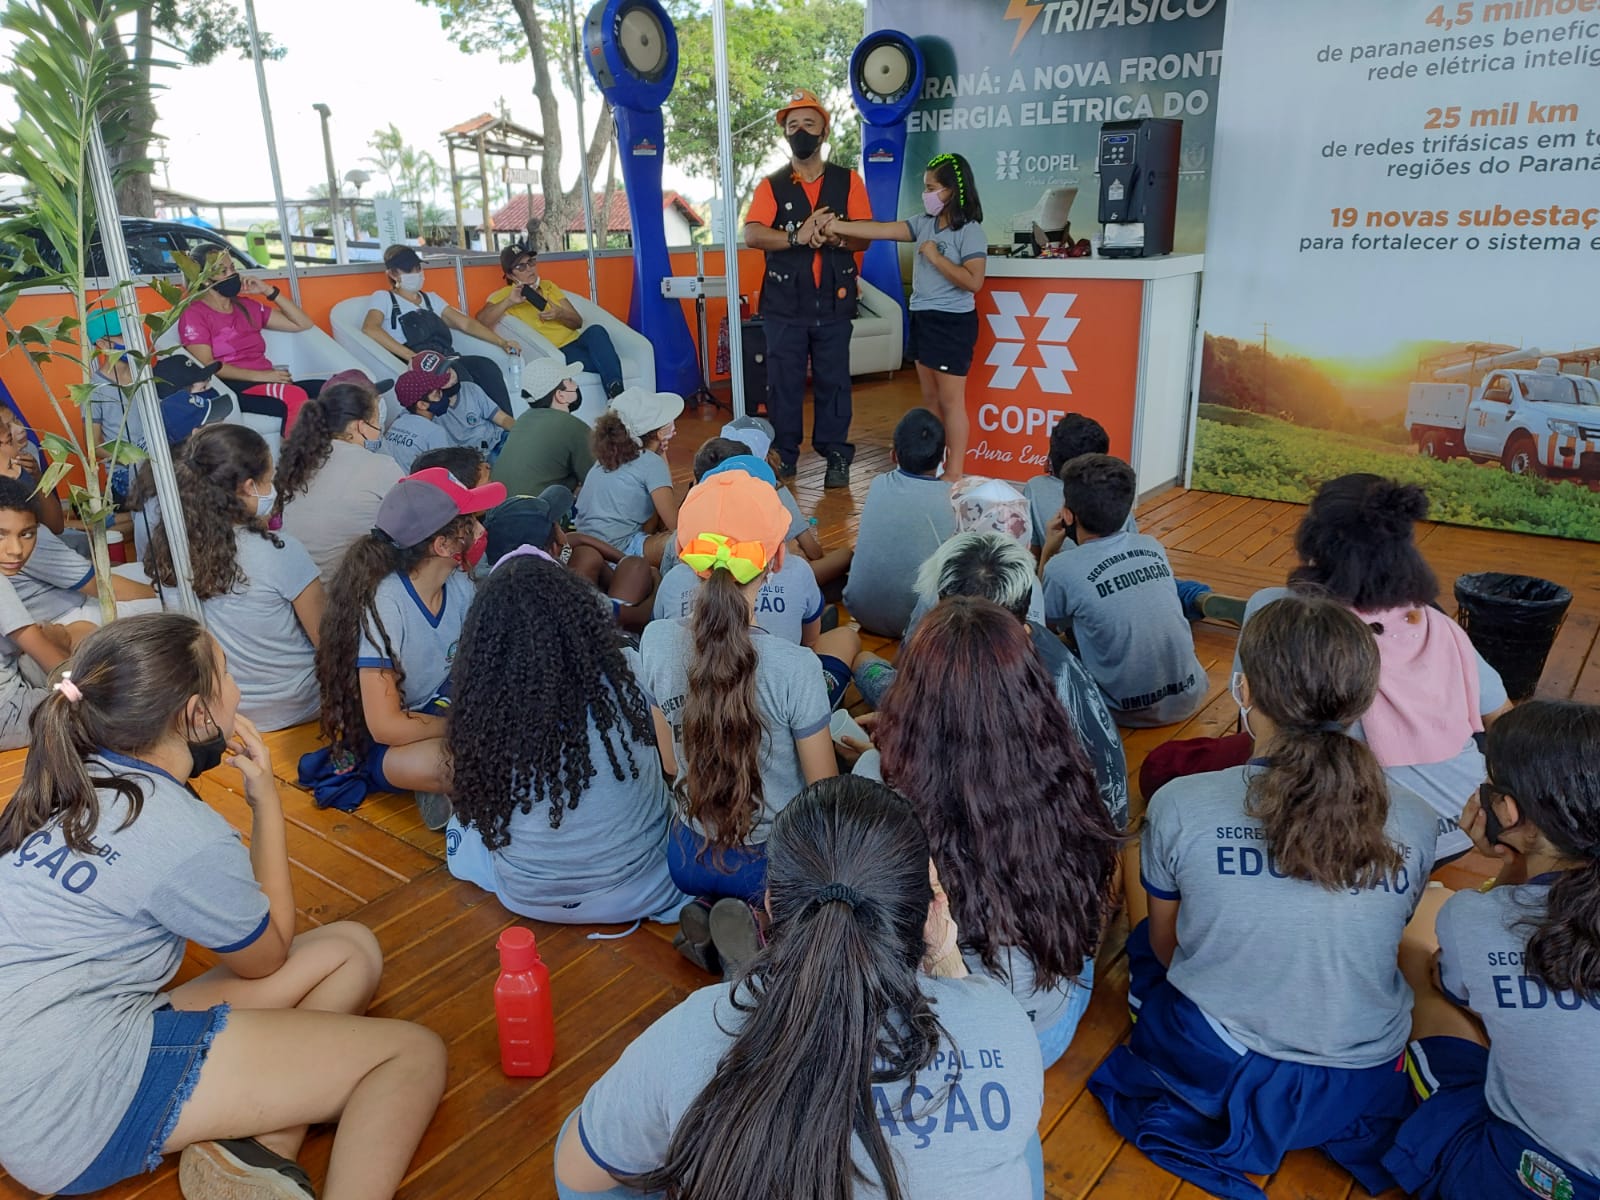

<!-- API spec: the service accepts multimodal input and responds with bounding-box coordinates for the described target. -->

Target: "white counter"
[985,253,1204,281]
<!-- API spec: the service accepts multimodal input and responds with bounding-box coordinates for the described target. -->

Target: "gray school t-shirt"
[0,571,42,743]
[776,484,810,542]
[637,618,830,844]
[574,451,672,551]
[1025,472,1137,549]
[382,411,453,474]
[1042,531,1206,726]
[356,570,475,710]
[1236,587,1507,861]
[1436,881,1600,1175]
[201,531,320,731]
[281,440,404,586]
[652,557,823,645]
[0,753,269,1192]
[906,213,987,314]
[488,650,679,914]
[577,973,1043,1200]
[1142,766,1439,1067]
[11,526,95,622]
[844,471,956,637]
[433,384,502,453]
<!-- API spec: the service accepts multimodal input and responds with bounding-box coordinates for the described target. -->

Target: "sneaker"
[415,791,452,831]
[709,897,765,977]
[823,451,850,489]
[1174,579,1212,623]
[672,897,721,974]
[776,457,798,481]
[179,1139,316,1199]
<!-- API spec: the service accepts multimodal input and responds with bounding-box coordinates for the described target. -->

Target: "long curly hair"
[448,557,656,848]
[273,381,378,519]
[316,515,472,758]
[145,424,280,600]
[1289,474,1438,609]
[876,596,1121,989]
[679,566,767,852]
[591,410,642,471]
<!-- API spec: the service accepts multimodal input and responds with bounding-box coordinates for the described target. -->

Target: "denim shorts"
[58,1003,230,1194]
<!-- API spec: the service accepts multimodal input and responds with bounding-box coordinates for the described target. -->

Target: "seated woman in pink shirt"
[179,248,323,433]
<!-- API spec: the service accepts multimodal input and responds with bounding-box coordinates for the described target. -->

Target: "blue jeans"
[564,327,624,395]
[553,1109,1045,1200]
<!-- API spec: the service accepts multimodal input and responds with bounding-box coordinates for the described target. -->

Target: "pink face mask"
[922,190,948,217]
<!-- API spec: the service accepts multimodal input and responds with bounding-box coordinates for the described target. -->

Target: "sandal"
[414,791,452,831]
[178,1138,316,1199]
[672,897,721,974]
[709,897,766,978]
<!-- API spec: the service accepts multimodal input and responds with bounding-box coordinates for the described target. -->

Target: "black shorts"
[909,308,979,376]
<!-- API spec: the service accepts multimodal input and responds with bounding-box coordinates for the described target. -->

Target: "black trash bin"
[1453,572,1572,702]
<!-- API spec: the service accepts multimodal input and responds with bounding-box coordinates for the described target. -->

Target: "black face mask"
[565,387,582,414]
[214,275,243,299]
[187,731,227,778]
[786,129,822,160]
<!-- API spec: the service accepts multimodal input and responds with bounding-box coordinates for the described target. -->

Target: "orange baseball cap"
[675,470,790,581]
[776,88,830,134]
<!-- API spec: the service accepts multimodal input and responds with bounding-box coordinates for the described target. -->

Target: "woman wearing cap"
[313,467,506,828]
[637,470,838,973]
[178,247,324,434]
[476,243,626,399]
[491,357,595,499]
[275,377,405,586]
[444,554,685,923]
[572,388,683,568]
[362,245,520,415]
[554,777,1048,1200]
[146,425,326,732]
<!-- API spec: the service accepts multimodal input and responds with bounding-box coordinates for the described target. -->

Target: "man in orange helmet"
[743,88,872,489]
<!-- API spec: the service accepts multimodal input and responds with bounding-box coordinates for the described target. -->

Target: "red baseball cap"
[396,351,454,409]
[375,467,506,546]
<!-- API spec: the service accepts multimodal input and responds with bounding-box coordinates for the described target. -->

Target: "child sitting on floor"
[573,388,683,569]
[0,614,445,1198]
[1090,596,1438,1199]
[444,553,686,924]
[307,467,505,827]
[1042,454,1207,727]
[1025,412,1136,553]
[721,414,854,590]
[842,408,955,638]
[1385,700,1600,1200]
[382,352,457,473]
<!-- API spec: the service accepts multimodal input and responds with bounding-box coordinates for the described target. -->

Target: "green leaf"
[66,382,99,407]
[105,440,147,467]
[32,458,74,499]
[39,431,80,464]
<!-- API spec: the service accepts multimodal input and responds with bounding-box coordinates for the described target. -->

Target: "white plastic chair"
[850,277,905,377]
[489,295,655,421]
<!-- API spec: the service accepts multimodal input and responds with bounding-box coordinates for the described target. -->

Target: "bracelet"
[267,286,281,302]
[787,228,799,248]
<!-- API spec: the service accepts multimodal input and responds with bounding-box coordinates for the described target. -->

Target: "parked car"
[0,213,261,282]
[1406,357,1600,479]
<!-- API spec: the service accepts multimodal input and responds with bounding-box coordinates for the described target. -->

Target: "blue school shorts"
[1384,1037,1600,1200]
[1087,921,1411,1200]
[57,1004,230,1194]
[817,653,851,710]
[667,818,767,902]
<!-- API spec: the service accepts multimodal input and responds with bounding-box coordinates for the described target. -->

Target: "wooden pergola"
[440,113,545,252]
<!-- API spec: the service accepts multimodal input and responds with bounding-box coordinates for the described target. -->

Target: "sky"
[2,0,728,222]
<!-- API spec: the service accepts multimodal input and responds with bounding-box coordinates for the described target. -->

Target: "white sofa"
[488,293,655,422]
[329,294,520,427]
[849,277,905,377]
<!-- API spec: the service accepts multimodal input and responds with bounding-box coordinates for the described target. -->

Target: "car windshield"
[1516,373,1600,407]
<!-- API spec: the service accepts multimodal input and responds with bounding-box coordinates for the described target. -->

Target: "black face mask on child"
[187,731,227,778]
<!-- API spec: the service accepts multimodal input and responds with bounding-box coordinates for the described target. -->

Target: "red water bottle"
[494,927,554,1077]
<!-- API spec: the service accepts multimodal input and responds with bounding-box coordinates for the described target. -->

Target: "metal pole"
[87,120,203,620]
[566,0,600,301]
[313,103,349,265]
[711,0,745,416]
[242,0,301,301]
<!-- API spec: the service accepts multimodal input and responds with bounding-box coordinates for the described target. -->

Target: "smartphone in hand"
[520,284,549,311]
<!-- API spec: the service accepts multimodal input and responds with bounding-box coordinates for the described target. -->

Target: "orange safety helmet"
[775,88,830,135]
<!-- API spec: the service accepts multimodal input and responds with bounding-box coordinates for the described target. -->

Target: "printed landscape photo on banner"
[1194,0,1600,542]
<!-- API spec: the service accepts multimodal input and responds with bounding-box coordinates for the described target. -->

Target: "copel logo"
[984,290,1079,393]
[996,149,1020,180]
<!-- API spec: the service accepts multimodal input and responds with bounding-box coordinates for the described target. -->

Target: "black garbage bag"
[1454,572,1572,702]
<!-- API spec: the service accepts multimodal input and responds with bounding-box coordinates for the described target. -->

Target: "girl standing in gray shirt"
[0,615,444,1197]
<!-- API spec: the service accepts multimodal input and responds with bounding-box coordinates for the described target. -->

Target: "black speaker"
[1096,118,1181,258]
[741,317,768,416]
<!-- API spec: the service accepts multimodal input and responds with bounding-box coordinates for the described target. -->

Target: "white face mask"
[1229,670,1254,738]
[249,483,276,518]
[398,271,424,292]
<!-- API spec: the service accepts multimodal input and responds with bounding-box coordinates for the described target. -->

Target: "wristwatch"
[787,228,799,248]
[267,286,281,302]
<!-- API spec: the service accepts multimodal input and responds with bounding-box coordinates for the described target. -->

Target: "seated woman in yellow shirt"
[476,244,625,399]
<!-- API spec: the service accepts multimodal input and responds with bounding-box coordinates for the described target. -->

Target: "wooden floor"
[5,373,1600,1199]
